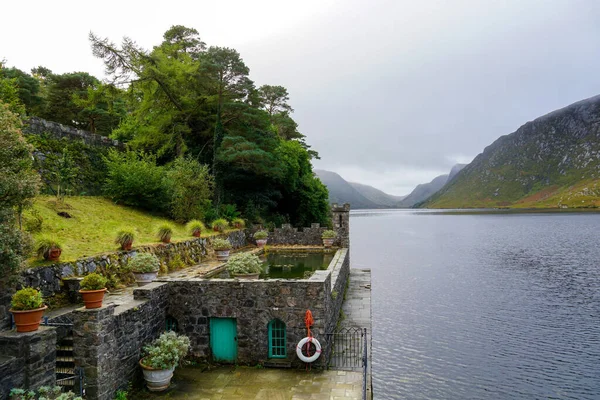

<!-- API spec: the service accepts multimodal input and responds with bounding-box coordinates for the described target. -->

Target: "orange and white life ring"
[296,336,322,363]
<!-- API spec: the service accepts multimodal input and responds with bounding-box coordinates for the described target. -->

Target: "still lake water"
[350,210,600,399]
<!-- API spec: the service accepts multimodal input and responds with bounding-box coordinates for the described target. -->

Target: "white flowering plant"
[141,331,190,370]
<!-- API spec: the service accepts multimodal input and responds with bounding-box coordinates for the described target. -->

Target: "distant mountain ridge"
[314,170,381,209]
[424,95,600,208]
[348,182,406,207]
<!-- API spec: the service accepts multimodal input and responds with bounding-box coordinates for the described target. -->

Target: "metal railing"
[362,327,368,400]
[325,327,369,399]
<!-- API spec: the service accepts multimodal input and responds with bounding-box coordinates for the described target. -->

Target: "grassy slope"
[25,196,226,266]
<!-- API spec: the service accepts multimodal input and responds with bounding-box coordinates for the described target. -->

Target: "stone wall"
[0,286,15,331]
[24,117,124,148]
[73,283,168,400]
[0,327,57,398]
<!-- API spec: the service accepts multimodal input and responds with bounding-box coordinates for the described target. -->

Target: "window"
[268,319,286,358]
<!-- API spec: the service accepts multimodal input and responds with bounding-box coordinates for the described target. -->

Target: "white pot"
[322,238,334,247]
[133,271,159,286]
[140,362,175,391]
[215,249,230,261]
[256,239,267,247]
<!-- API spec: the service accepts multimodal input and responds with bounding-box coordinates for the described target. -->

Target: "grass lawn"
[25,196,229,266]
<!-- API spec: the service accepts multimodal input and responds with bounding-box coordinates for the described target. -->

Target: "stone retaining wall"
[24,117,124,148]
[0,327,57,398]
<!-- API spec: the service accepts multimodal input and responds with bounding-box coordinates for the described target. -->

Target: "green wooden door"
[210,318,237,362]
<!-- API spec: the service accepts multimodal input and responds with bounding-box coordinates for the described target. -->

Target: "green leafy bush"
[212,238,232,250]
[231,218,245,228]
[156,223,174,242]
[128,253,160,273]
[10,288,43,311]
[35,237,62,258]
[211,218,229,232]
[226,252,263,275]
[115,228,135,247]
[254,230,268,240]
[23,209,43,233]
[141,331,190,370]
[186,219,205,236]
[322,230,336,239]
[164,157,213,222]
[10,385,82,400]
[79,273,107,291]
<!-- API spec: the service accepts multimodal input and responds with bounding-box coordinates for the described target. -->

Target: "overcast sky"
[3,0,600,195]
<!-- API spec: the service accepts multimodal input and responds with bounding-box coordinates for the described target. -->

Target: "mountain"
[314,170,381,209]
[424,95,600,208]
[448,163,467,182]
[398,174,449,207]
[349,182,406,207]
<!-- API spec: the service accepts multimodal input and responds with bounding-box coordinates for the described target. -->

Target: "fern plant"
[186,220,205,237]
[156,223,174,243]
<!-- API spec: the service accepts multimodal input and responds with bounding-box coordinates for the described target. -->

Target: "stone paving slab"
[132,366,363,400]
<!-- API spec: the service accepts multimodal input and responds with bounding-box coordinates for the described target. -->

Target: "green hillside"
[424,95,600,209]
[25,196,227,266]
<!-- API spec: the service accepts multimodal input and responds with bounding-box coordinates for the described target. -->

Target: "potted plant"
[140,331,190,391]
[36,237,62,261]
[231,218,245,229]
[129,253,161,286]
[254,230,268,247]
[211,218,229,232]
[226,252,263,280]
[79,273,108,309]
[322,230,336,247]
[10,288,47,332]
[212,238,232,261]
[115,228,135,251]
[157,223,174,243]
[186,219,205,238]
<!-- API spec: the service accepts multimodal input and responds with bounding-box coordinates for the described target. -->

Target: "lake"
[350,210,600,399]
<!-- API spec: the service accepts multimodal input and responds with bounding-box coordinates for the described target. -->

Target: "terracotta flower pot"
[161,237,171,244]
[121,241,133,251]
[79,288,107,309]
[46,247,62,261]
[256,239,267,247]
[10,306,48,332]
[192,231,201,238]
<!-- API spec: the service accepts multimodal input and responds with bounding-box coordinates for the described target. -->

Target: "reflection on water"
[351,210,600,399]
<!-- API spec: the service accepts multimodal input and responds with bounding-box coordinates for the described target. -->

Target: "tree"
[48,148,79,200]
[258,85,293,121]
[0,101,40,282]
[164,157,213,222]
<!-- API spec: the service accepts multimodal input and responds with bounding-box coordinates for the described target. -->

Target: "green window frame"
[268,319,286,358]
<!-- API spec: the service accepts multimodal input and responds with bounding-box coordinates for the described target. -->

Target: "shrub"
[128,253,160,273]
[211,218,229,232]
[254,230,268,240]
[11,288,44,311]
[141,331,190,370]
[226,252,263,275]
[156,223,174,242]
[79,273,107,291]
[231,218,245,229]
[212,238,232,250]
[164,157,213,222]
[322,230,336,239]
[35,237,62,259]
[186,219,205,236]
[115,228,135,247]
[10,386,81,400]
[23,209,43,233]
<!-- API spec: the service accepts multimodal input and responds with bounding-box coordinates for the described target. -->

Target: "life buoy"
[296,336,322,363]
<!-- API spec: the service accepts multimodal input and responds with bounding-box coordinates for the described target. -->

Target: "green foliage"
[164,157,213,222]
[128,253,160,273]
[212,238,231,250]
[114,228,135,247]
[48,148,79,200]
[0,69,27,116]
[35,236,62,259]
[80,272,108,291]
[114,390,128,400]
[219,204,240,221]
[253,230,268,240]
[11,288,44,311]
[186,219,205,236]
[211,218,229,232]
[231,218,245,228]
[156,223,174,242]
[23,209,44,233]
[141,331,190,370]
[103,149,169,211]
[226,252,263,275]
[10,386,81,400]
[322,230,336,239]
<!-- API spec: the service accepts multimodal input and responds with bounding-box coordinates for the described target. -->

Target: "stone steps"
[56,335,76,391]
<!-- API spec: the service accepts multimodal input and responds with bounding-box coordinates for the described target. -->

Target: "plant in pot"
[10,288,47,332]
[226,252,263,280]
[115,228,135,251]
[36,237,62,261]
[140,331,190,391]
[231,218,245,229]
[322,230,336,247]
[129,253,161,286]
[212,238,232,261]
[211,218,229,232]
[79,273,108,309]
[254,230,268,247]
[157,223,174,243]
[186,219,205,238]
